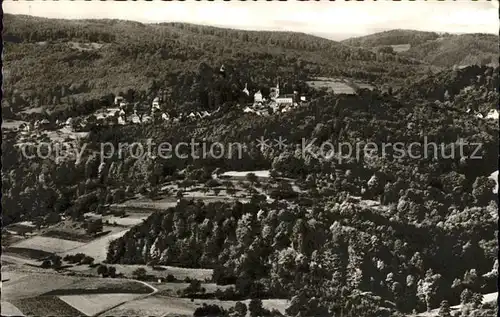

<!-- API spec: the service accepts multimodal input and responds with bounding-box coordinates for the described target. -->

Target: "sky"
[4,0,499,40]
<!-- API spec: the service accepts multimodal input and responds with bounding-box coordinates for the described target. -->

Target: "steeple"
[242,83,249,96]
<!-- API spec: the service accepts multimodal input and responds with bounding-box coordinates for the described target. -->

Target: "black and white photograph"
[1,1,499,316]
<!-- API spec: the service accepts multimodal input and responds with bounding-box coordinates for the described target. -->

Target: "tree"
[472,176,495,205]
[108,266,117,278]
[249,299,264,317]
[246,173,259,186]
[97,265,108,277]
[51,255,62,269]
[378,46,395,55]
[234,302,247,317]
[438,300,451,317]
[81,256,95,265]
[132,267,147,280]
[86,218,103,235]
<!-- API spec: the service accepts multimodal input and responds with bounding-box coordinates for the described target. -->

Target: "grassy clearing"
[59,293,141,316]
[10,236,85,254]
[11,295,85,317]
[390,44,411,52]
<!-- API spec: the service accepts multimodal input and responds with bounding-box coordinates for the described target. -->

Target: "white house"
[486,109,499,120]
[254,91,263,103]
[275,94,294,106]
[152,97,161,110]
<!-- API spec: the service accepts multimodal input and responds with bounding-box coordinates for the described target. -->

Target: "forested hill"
[342,29,499,68]
[3,14,426,113]
[342,29,442,47]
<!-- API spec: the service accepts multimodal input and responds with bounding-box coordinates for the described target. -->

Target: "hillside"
[102,66,498,316]
[342,29,442,47]
[342,29,498,68]
[3,14,426,115]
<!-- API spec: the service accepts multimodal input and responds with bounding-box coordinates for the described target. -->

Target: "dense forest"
[4,65,495,315]
[343,29,498,68]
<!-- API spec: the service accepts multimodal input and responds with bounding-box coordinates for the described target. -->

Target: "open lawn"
[10,236,85,254]
[11,295,85,317]
[59,293,141,316]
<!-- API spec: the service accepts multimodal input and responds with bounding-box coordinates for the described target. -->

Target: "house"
[486,109,499,120]
[114,96,124,105]
[275,94,294,106]
[152,97,161,111]
[65,117,74,127]
[254,91,263,103]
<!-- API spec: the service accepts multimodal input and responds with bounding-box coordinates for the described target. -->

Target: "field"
[221,170,270,179]
[44,277,154,295]
[10,236,85,254]
[307,78,355,94]
[105,295,290,316]
[59,293,142,316]
[1,301,25,317]
[1,119,28,130]
[10,296,85,317]
[1,272,80,301]
[61,229,129,262]
[307,77,374,95]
